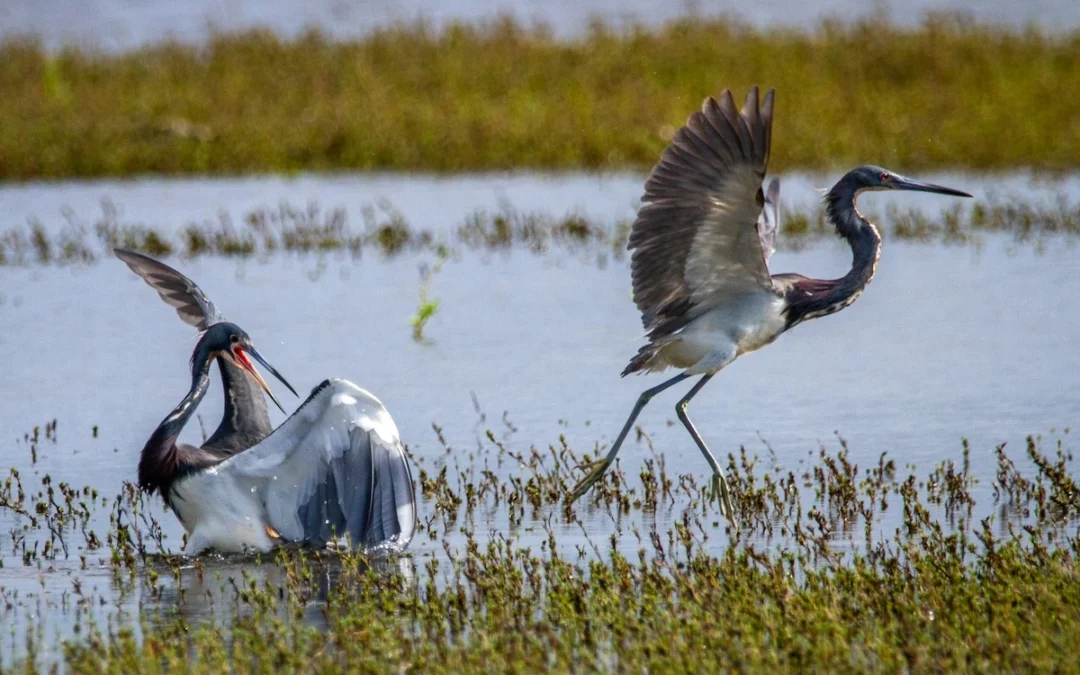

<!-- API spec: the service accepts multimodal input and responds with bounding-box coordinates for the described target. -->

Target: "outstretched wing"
[218,379,416,552]
[113,249,225,331]
[758,177,781,262]
[629,87,777,336]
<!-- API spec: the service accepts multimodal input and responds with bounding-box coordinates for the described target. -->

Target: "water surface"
[0,172,1078,665]
[4,170,1078,238]
[2,0,1077,51]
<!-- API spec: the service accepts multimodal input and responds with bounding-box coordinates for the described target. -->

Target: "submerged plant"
[410,244,451,342]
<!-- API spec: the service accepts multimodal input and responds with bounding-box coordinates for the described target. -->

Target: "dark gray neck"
[202,359,272,454]
[783,177,882,327]
[137,363,213,497]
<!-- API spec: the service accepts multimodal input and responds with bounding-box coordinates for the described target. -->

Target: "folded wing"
[218,379,416,552]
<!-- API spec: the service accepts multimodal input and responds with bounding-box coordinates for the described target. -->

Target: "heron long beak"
[229,345,299,415]
[891,175,972,198]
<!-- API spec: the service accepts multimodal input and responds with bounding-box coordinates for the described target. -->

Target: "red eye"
[880,172,890,181]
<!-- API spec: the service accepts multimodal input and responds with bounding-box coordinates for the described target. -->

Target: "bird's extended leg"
[675,374,734,520]
[567,373,690,504]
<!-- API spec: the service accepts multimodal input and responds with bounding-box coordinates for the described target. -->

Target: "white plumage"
[171,379,415,555]
[114,249,417,556]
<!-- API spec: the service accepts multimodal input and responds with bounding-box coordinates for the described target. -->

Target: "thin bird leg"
[567,373,690,504]
[675,374,734,520]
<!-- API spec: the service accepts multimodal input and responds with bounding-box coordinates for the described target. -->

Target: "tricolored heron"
[115,251,416,554]
[115,249,287,453]
[567,86,971,516]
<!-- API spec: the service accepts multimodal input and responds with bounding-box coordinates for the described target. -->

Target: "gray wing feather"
[629,87,777,335]
[336,428,375,545]
[368,433,414,545]
[222,379,417,552]
[297,465,348,546]
[113,248,225,331]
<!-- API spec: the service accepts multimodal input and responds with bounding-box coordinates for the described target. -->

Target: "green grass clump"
[1,16,1079,179]
[410,246,450,342]
[4,416,1080,672]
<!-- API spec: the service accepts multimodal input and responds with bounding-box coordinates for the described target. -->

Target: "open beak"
[229,345,299,415]
[892,175,972,198]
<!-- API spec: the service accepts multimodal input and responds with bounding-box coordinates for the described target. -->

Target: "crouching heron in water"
[566,86,971,516]
[115,250,416,554]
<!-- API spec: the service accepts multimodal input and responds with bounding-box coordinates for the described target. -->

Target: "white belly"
[170,470,275,555]
[661,291,787,374]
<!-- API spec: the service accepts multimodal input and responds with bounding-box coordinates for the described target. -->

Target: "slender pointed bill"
[230,346,297,414]
[892,176,973,198]
[245,346,298,397]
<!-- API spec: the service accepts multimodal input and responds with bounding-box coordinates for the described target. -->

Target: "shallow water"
[3,170,1079,239]
[2,0,1077,51]
[1,172,1079,665]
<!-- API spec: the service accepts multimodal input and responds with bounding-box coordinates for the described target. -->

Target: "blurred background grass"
[2,16,1078,180]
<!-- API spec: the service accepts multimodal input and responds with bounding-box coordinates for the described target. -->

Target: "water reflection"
[140,551,414,635]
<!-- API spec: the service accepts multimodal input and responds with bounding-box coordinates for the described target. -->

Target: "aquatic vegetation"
[1,17,1079,179]
[1,194,1078,268]
[1,415,1079,671]
[410,245,451,342]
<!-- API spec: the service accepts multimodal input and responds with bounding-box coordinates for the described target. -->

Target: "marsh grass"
[2,415,1080,671]
[1,195,1077,268]
[1,16,1079,179]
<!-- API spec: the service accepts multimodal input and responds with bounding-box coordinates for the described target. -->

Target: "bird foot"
[710,472,735,522]
[566,458,614,505]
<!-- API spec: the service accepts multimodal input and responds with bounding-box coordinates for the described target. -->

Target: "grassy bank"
[3,420,1080,671]
[1,17,1079,179]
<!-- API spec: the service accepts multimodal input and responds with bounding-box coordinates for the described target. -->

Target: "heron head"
[192,322,298,414]
[851,165,972,198]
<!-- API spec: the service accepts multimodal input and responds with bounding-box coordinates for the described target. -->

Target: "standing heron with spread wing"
[115,250,416,554]
[567,86,971,516]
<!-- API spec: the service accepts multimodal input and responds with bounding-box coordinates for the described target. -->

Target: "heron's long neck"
[829,185,882,295]
[137,362,212,497]
[203,359,272,453]
[785,182,882,325]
